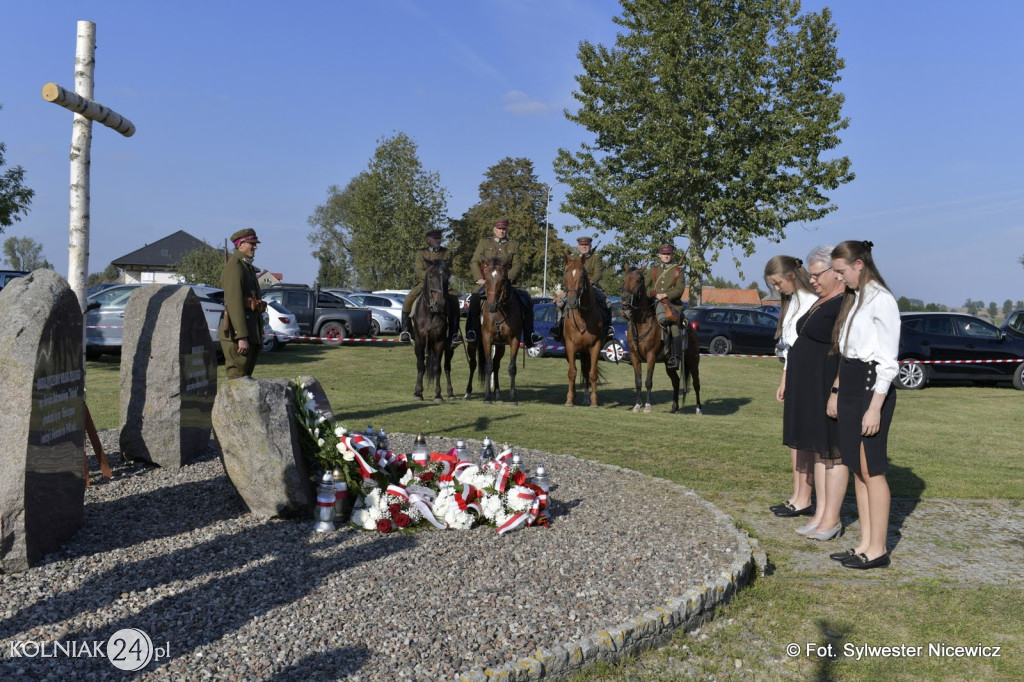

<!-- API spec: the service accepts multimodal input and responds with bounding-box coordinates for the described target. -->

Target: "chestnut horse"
[619,267,702,414]
[561,254,605,407]
[464,258,523,404]
[410,258,456,402]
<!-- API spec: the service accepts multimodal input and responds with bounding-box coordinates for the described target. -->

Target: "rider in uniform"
[645,243,687,369]
[465,219,543,347]
[552,236,613,342]
[400,227,462,345]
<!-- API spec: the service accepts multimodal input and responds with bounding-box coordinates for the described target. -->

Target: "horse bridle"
[563,261,590,311]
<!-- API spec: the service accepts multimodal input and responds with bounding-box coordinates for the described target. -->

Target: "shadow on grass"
[812,618,850,681]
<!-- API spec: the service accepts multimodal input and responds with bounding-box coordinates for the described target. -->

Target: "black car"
[897,312,1024,390]
[1002,309,1024,341]
[0,270,29,291]
[688,306,779,355]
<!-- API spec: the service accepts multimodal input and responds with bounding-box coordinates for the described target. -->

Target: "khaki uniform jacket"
[472,237,522,284]
[582,253,604,287]
[645,263,686,303]
[219,250,262,342]
[414,246,452,289]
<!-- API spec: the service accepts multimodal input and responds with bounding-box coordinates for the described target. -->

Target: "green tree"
[308,182,356,288]
[1003,299,1014,316]
[309,132,448,290]
[87,263,121,287]
[3,236,51,270]
[455,157,570,290]
[554,0,853,304]
[988,301,998,318]
[1,104,34,232]
[175,243,225,286]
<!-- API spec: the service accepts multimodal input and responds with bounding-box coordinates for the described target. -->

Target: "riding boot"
[399,312,412,343]
[552,310,564,342]
[449,306,463,346]
[668,328,683,369]
[465,291,481,343]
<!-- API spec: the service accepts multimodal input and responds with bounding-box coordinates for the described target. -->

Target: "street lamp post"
[543,184,551,298]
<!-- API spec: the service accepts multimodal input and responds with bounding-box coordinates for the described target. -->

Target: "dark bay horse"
[561,254,605,407]
[619,267,702,414]
[464,258,523,404]
[411,258,456,401]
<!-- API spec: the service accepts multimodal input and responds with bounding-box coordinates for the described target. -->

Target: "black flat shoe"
[769,501,791,513]
[773,502,814,517]
[829,548,857,561]
[841,552,891,570]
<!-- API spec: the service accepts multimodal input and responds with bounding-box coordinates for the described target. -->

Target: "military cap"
[425,227,444,237]
[231,228,260,246]
[658,243,675,254]
[493,220,509,229]
[577,236,593,245]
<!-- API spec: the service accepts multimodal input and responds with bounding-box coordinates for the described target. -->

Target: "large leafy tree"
[87,263,121,287]
[175,243,226,286]
[309,132,448,290]
[453,157,570,289]
[3,236,51,270]
[1,104,34,232]
[554,0,854,302]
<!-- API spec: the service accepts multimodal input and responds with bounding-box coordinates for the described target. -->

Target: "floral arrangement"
[290,379,549,535]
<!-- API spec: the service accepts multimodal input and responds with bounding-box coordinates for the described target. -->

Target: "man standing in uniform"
[219,228,265,379]
[645,243,687,369]
[465,219,543,347]
[552,236,613,342]
[400,227,462,346]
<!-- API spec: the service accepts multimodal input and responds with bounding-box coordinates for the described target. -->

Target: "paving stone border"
[456,458,766,681]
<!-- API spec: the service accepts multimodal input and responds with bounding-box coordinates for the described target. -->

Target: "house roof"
[111,230,213,268]
[700,287,762,305]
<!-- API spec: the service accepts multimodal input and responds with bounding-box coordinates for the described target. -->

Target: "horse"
[561,254,606,407]
[464,258,523,404]
[619,267,702,414]
[410,258,456,401]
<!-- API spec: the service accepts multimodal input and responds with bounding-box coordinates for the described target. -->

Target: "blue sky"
[2,0,1022,307]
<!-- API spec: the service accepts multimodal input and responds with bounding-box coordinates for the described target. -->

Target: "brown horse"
[619,267,702,414]
[464,258,523,404]
[410,258,456,402]
[561,254,605,407]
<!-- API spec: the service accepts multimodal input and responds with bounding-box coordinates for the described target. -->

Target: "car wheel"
[262,335,279,353]
[709,335,731,355]
[319,322,346,347]
[895,360,927,390]
[370,319,381,337]
[1013,362,1024,391]
[601,339,625,362]
[527,344,545,359]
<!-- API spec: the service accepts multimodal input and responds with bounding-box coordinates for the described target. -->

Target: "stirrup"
[399,331,412,343]
[530,332,544,346]
[465,330,477,343]
[665,356,679,369]
[450,333,463,346]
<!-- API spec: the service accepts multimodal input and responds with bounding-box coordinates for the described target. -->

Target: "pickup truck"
[262,285,373,345]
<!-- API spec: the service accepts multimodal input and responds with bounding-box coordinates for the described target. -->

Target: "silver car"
[261,300,301,351]
[343,292,406,333]
[325,290,401,336]
[86,283,225,357]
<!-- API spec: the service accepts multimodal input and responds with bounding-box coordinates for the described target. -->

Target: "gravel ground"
[0,431,745,680]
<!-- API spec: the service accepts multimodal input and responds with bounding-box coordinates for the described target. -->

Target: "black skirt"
[837,358,896,476]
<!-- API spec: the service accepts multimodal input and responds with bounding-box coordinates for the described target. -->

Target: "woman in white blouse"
[764,256,819,518]
[826,240,900,570]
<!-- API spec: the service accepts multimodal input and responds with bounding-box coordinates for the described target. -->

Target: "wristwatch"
[830,386,839,395]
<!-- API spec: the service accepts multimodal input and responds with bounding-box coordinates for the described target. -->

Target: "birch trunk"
[68,20,95,313]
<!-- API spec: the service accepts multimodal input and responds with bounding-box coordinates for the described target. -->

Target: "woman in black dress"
[785,245,847,541]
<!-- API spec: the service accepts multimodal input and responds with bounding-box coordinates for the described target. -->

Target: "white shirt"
[780,288,818,370]
[837,280,901,393]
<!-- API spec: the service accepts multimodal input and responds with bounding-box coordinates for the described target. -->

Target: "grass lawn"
[84,342,1024,679]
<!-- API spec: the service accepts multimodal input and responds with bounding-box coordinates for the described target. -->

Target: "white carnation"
[334,425,348,439]
[506,486,533,512]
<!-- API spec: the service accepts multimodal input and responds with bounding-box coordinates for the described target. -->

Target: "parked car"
[896,312,1024,390]
[85,283,225,357]
[1002,309,1024,341]
[688,306,779,355]
[86,281,122,296]
[458,293,472,317]
[529,301,632,362]
[371,289,409,299]
[344,292,407,330]
[261,300,301,351]
[531,296,554,305]
[325,289,402,336]
[261,284,373,344]
[759,304,782,315]
[0,269,29,290]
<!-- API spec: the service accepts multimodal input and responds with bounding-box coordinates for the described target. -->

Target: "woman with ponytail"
[826,240,900,569]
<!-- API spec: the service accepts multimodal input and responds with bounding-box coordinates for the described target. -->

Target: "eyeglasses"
[808,266,832,281]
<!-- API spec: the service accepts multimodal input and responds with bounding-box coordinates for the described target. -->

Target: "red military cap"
[658,243,675,254]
